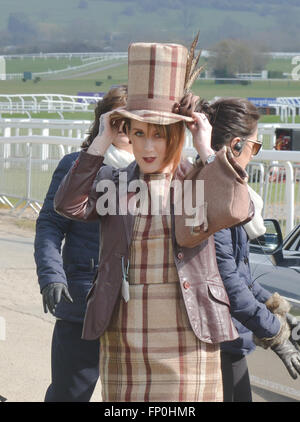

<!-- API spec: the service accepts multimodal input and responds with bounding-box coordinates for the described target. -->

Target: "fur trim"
[265,292,290,316]
[253,314,291,349]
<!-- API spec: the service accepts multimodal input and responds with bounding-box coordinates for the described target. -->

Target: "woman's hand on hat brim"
[87,110,119,156]
[187,112,214,164]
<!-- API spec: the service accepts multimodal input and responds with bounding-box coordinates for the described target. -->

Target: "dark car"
[250,220,300,308]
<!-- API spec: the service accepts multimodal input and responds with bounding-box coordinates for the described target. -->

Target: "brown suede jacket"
[54,151,238,343]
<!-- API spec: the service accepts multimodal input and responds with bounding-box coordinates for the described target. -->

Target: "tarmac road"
[0,211,299,402]
[0,212,102,402]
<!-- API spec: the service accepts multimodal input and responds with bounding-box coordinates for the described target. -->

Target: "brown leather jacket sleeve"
[54,151,105,221]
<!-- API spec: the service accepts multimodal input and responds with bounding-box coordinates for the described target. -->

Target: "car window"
[285,228,300,251]
[288,237,300,251]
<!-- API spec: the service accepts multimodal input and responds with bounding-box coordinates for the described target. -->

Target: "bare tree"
[209,39,267,77]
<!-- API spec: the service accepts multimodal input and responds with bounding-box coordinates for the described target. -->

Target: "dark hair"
[196,97,260,151]
[81,85,127,149]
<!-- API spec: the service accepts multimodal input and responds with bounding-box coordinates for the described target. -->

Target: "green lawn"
[2,53,299,101]
[5,55,295,79]
[0,67,300,122]
[0,78,111,95]
[1,73,300,100]
[192,79,300,100]
[0,57,300,126]
[3,54,295,78]
[265,58,294,74]
[5,57,84,74]
[0,64,128,95]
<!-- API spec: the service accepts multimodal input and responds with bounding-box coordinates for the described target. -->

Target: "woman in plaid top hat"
[54,40,242,402]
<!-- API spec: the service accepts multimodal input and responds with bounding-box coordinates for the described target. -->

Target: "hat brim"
[110,109,193,126]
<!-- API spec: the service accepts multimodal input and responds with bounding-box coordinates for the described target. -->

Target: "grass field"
[192,79,300,100]
[5,57,84,74]
[266,58,295,74]
[1,60,300,122]
[1,48,299,102]
[4,54,296,78]
[1,63,300,99]
[0,54,300,122]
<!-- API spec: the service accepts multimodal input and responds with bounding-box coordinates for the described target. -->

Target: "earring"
[234,142,243,152]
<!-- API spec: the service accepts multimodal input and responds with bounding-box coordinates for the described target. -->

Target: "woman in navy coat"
[34,86,134,401]
[196,97,300,402]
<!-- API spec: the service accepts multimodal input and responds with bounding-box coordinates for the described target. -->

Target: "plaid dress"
[99,173,223,402]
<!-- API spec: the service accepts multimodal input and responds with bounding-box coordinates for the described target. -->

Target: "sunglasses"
[244,138,262,156]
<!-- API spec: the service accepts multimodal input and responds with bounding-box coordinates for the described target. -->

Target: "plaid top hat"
[111,42,197,125]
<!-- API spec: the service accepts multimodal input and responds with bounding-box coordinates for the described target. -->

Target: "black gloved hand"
[286,313,300,350]
[42,283,73,316]
[271,339,300,379]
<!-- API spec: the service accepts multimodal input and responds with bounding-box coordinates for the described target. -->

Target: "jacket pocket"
[207,283,230,307]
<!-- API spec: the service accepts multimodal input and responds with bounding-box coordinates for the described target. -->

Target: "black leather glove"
[42,283,73,316]
[271,339,300,379]
[286,313,300,350]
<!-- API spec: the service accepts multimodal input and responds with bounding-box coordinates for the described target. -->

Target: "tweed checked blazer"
[54,151,238,344]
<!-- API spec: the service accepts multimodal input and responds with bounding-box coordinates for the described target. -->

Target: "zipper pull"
[121,256,130,303]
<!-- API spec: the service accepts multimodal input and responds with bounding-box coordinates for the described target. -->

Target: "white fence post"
[284,161,295,233]
[0,122,299,226]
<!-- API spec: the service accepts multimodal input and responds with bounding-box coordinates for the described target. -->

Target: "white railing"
[1,117,297,144]
[3,50,299,60]
[3,52,129,60]
[0,118,92,213]
[0,73,23,80]
[0,117,91,140]
[248,152,300,234]
[0,94,103,118]
[236,71,268,80]
[2,93,300,122]
[257,122,300,149]
[268,98,300,124]
[32,58,125,79]
[0,136,83,213]
[1,53,128,80]
[1,122,300,230]
[186,126,300,234]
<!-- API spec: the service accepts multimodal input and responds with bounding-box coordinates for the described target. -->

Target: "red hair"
[154,121,185,172]
[125,119,185,173]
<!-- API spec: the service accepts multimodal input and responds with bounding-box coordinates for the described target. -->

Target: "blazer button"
[183,281,190,290]
[177,252,184,260]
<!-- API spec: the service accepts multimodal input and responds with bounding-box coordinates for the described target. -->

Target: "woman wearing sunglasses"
[196,97,300,401]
